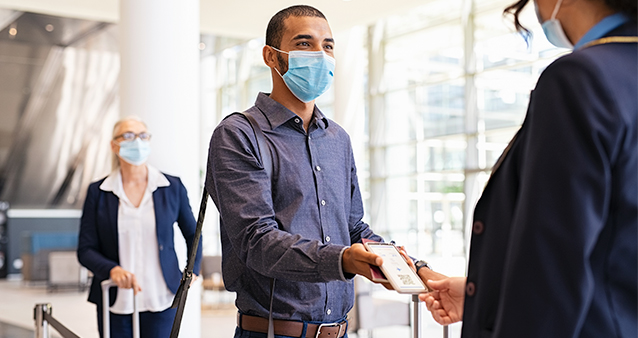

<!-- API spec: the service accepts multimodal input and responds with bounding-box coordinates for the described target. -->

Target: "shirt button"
[159,245,164,251]
[326,309,332,315]
[315,166,321,171]
[321,200,326,206]
[326,236,331,242]
[466,281,476,297]
[472,221,484,235]
[294,118,300,124]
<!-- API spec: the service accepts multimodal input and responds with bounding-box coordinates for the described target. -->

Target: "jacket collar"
[99,164,170,199]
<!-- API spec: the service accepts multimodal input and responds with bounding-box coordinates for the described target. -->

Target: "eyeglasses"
[113,131,152,141]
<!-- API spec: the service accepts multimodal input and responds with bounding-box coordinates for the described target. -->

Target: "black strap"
[43,311,81,338]
[170,188,208,338]
[241,111,276,338]
[169,110,273,338]
[242,111,273,177]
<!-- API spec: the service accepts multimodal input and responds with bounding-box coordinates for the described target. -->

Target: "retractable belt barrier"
[34,303,80,338]
[33,279,140,338]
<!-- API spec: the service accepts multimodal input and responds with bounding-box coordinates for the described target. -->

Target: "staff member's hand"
[420,277,466,325]
[110,266,142,295]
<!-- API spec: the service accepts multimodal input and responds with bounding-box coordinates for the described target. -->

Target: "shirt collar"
[254,92,330,130]
[99,164,170,198]
[574,13,630,50]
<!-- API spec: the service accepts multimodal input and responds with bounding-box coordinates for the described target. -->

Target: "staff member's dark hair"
[504,0,638,34]
[266,5,327,49]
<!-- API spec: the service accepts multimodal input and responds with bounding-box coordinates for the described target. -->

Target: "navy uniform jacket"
[77,173,202,308]
[462,22,637,337]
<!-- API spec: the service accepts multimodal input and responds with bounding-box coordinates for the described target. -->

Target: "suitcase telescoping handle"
[101,279,140,338]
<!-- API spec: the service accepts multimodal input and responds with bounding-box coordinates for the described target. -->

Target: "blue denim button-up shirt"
[206,92,383,322]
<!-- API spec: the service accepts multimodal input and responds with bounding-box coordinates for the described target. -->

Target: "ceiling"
[0,0,430,38]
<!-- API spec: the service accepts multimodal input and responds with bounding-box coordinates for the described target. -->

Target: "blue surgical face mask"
[536,0,573,49]
[118,138,151,166]
[271,47,336,103]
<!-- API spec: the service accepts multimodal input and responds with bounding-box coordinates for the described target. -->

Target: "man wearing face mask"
[78,116,202,338]
[205,5,384,338]
[418,0,637,337]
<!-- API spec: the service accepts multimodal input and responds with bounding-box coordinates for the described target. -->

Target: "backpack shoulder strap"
[239,111,272,178]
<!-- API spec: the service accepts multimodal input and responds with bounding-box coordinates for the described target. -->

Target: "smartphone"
[363,242,428,294]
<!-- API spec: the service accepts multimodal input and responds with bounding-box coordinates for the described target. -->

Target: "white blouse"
[99,165,175,314]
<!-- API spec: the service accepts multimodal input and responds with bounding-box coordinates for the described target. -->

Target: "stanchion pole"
[34,303,51,338]
[412,295,421,338]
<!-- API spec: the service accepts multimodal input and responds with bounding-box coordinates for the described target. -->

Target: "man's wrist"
[415,260,431,273]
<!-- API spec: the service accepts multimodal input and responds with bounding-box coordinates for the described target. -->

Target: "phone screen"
[365,243,426,293]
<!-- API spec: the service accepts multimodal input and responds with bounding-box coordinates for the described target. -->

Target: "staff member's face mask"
[535,0,573,49]
[271,46,336,103]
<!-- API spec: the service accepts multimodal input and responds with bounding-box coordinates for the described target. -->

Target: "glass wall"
[199,1,567,335]
[200,0,567,265]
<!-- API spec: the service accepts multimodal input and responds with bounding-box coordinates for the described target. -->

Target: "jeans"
[96,305,177,338]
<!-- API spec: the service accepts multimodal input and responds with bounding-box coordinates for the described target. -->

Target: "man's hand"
[342,243,383,280]
[110,266,142,295]
[419,277,466,325]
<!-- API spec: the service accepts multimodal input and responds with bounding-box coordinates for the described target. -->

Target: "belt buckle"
[315,322,341,338]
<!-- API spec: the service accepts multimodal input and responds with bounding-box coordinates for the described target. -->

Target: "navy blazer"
[77,172,202,307]
[462,22,637,337]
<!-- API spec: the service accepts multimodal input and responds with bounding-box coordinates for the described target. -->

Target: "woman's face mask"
[118,138,151,166]
[271,46,336,103]
[535,0,573,49]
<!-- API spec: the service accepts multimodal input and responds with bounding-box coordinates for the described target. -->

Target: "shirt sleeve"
[492,54,626,337]
[206,116,347,283]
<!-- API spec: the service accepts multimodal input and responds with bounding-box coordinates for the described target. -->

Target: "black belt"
[238,313,347,338]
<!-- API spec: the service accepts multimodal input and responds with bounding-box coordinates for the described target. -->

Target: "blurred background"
[0,0,567,337]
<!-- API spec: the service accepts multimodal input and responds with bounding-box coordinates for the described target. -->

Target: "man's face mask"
[271,46,336,103]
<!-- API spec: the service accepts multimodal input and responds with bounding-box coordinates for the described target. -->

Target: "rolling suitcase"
[101,279,140,338]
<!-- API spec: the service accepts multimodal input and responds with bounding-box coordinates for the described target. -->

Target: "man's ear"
[263,45,278,68]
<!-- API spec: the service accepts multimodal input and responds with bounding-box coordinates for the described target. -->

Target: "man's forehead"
[281,16,332,40]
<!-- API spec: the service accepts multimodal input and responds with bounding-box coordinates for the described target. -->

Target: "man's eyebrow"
[291,34,334,44]
[292,34,313,40]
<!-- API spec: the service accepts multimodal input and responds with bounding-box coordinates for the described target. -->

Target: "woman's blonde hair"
[111,116,148,171]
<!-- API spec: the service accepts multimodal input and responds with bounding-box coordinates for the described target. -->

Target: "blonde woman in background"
[78,116,202,338]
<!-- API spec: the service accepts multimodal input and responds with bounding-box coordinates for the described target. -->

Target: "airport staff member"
[421,0,637,337]
[206,5,383,338]
[78,117,202,338]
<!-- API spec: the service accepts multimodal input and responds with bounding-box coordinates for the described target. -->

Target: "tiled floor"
[0,321,33,338]
[0,277,458,338]
[0,278,237,338]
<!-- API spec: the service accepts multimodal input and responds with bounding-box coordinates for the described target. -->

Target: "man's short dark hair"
[266,5,327,49]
